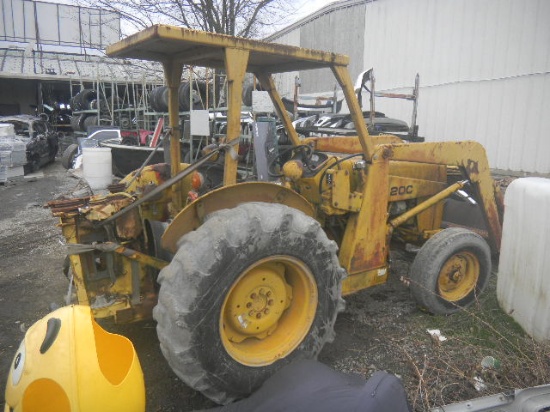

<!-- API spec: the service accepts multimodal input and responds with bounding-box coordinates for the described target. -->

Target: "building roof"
[265,0,372,42]
[0,44,164,83]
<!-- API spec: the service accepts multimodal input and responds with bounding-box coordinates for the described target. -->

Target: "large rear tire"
[153,202,345,404]
[409,227,491,315]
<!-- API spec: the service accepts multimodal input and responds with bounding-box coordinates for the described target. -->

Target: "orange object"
[149,118,165,147]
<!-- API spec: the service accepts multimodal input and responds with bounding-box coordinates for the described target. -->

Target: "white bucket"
[82,147,112,190]
[497,177,550,342]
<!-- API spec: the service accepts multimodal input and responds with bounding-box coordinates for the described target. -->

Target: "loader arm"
[389,141,503,252]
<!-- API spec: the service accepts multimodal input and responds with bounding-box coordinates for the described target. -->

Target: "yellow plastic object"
[4,305,145,412]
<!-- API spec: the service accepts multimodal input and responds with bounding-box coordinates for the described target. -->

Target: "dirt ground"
[1,159,547,411]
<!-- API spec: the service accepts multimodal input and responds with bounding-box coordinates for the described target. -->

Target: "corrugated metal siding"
[363,0,550,174]
[269,1,368,96]
[299,4,366,92]
[269,0,550,174]
[272,30,301,98]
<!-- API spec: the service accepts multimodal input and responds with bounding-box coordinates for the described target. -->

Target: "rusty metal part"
[85,193,135,221]
[338,147,390,275]
[96,148,220,228]
[161,182,316,253]
[115,207,143,240]
[88,193,132,205]
[390,141,503,252]
[108,183,127,193]
[47,197,89,214]
[99,242,168,271]
[69,241,168,270]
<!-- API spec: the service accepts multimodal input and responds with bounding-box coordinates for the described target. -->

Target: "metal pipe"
[410,73,419,136]
[389,180,467,229]
[67,241,169,270]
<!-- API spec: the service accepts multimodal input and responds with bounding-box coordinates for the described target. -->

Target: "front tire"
[409,228,491,315]
[153,202,345,404]
[61,144,78,169]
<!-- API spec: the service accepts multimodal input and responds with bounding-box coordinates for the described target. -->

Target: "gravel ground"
[1,159,547,411]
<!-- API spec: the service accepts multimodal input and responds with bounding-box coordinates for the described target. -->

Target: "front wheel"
[153,202,345,404]
[61,144,78,169]
[409,228,491,315]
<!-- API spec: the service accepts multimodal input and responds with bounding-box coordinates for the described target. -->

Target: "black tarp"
[205,359,412,412]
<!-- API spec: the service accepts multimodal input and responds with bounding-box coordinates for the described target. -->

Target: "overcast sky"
[293,0,339,21]
[34,0,342,37]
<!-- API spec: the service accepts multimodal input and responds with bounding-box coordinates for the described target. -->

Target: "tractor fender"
[161,182,316,253]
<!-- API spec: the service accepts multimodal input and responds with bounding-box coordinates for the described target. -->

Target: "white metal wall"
[272,29,301,97]
[298,3,366,92]
[363,0,550,174]
[269,1,368,98]
[269,0,550,174]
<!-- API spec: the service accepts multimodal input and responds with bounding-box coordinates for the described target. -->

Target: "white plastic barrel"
[497,177,550,342]
[82,147,112,190]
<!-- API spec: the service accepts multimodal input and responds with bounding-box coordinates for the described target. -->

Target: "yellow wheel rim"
[438,251,480,302]
[220,256,318,367]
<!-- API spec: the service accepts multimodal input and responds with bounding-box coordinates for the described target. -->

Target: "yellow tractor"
[48,25,503,404]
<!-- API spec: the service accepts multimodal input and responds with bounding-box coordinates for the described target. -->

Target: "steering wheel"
[267,144,314,178]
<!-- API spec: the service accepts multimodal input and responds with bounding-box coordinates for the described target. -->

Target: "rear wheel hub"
[220,256,318,366]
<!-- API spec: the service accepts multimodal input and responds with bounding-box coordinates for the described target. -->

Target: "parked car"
[0,115,59,173]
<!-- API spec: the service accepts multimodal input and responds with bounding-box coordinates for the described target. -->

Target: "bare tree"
[74,0,297,38]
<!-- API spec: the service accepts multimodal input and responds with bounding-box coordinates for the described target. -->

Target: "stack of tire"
[148,81,211,112]
[71,89,97,112]
[70,113,105,133]
[70,89,121,132]
[148,86,169,112]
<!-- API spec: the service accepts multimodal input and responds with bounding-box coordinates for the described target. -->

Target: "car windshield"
[5,121,31,137]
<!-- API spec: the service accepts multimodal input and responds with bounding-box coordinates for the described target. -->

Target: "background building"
[267,0,550,175]
[0,0,162,131]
